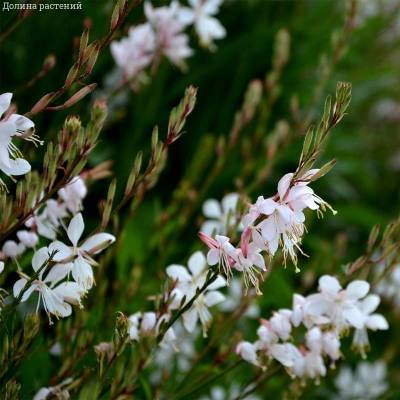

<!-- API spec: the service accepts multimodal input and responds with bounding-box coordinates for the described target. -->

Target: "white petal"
[188,251,206,276]
[360,294,380,314]
[202,199,221,218]
[182,308,198,332]
[166,264,192,282]
[81,233,115,254]
[53,282,83,304]
[221,193,239,214]
[72,257,94,290]
[206,249,220,266]
[48,241,73,262]
[200,220,222,235]
[346,280,370,300]
[0,93,12,117]
[204,290,225,307]
[208,275,226,290]
[44,263,73,285]
[0,158,31,176]
[343,306,365,329]
[32,247,50,272]
[67,213,84,247]
[319,275,341,296]
[366,314,389,330]
[277,173,293,199]
[7,114,35,131]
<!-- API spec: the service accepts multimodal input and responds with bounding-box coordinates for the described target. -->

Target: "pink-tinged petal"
[182,308,198,332]
[166,264,192,282]
[32,247,50,272]
[346,280,370,300]
[221,193,239,214]
[0,93,12,117]
[343,307,364,329]
[259,198,277,215]
[81,233,115,254]
[48,241,73,262]
[300,169,320,181]
[319,275,341,296]
[208,275,226,290]
[188,251,207,276]
[207,249,220,265]
[268,236,279,255]
[277,173,293,199]
[360,294,380,314]
[366,314,389,330]
[202,199,221,219]
[276,204,293,222]
[260,217,277,241]
[67,213,84,247]
[204,290,225,307]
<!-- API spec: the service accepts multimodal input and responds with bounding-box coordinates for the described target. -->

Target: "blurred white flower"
[201,192,240,235]
[305,275,370,334]
[166,251,226,336]
[58,176,87,214]
[334,361,388,400]
[145,1,193,67]
[178,0,226,49]
[16,230,39,248]
[352,294,388,356]
[2,240,25,259]
[111,23,156,79]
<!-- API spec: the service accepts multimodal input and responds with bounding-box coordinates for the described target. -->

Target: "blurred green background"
[1,0,400,398]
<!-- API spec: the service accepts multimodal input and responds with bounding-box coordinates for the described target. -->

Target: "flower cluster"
[333,361,388,400]
[0,92,40,187]
[111,0,225,80]
[126,251,226,349]
[199,169,335,293]
[1,176,87,261]
[236,275,388,382]
[12,212,115,322]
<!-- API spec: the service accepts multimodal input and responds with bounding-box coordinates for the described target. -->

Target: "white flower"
[44,199,68,227]
[269,309,292,341]
[16,230,39,248]
[145,1,193,67]
[166,251,226,336]
[178,0,226,48]
[13,247,84,322]
[236,341,259,366]
[0,261,4,274]
[128,311,157,340]
[111,23,156,78]
[58,176,87,214]
[334,361,388,400]
[305,275,370,333]
[0,92,35,181]
[49,213,115,290]
[199,232,238,280]
[2,240,25,258]
[201,192,240,235]
[352,294,388,356]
